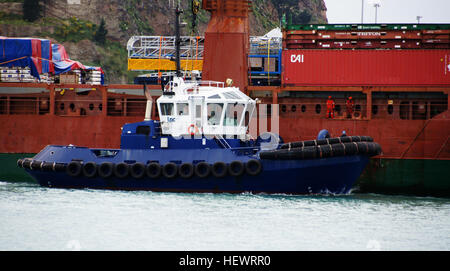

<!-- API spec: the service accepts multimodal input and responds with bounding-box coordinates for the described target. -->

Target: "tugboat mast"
[174,1,182,77]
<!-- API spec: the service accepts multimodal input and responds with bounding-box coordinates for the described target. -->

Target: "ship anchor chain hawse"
[16,1,382,195]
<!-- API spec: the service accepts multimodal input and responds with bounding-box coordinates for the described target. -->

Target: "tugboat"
[16,2,382,195]
[17,74,381,194]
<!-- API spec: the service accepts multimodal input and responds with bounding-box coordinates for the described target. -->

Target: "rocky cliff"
[0,0,327,83]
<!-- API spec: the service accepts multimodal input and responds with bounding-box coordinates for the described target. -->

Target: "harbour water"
[0,181,449,251]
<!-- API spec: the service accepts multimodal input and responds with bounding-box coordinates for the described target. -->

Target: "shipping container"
[286,40,426,49]
[285,30,423,40]
[282,49,450,86]
[283,25,450,50]
[285,24,450,31]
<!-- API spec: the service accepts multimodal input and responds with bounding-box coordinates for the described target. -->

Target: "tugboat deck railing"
[184,80,225,88]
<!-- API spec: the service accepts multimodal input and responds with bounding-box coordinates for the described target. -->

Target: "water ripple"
[0,181,449,250]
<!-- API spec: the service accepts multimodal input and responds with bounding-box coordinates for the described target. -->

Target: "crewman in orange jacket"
[326,96,335,119]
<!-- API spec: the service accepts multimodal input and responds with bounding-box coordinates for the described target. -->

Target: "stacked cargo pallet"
[0,67,54,84]
[86,70,103,85]
[281,24,450,86]
[57,69,103,85]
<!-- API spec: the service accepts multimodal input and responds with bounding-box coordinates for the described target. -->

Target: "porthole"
[315,104,321,114]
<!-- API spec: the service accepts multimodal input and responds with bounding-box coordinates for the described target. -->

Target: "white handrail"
[183,80,225,88]
[216,134,231,149]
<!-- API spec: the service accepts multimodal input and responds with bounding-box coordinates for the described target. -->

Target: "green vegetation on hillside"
[93,18,108,45]
[271,0,326,24]
[124,0,154,35]
[0,13,140,84]
[52,17,96,42]
[92,41,143,84]
[252,0,279,30]
[49,17,142,83]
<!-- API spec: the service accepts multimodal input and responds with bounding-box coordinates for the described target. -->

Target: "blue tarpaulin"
[52,43,85,75]
[1,37,104,84]
[0,37,48,79]
[52,44,104,84]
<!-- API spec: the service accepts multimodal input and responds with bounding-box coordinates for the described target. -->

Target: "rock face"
[251,0,327,35]
[1,0,327,40]
[0,0,327,83]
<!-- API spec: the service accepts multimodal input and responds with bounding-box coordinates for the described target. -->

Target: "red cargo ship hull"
[0,81,449,196]
[0,115,140,153]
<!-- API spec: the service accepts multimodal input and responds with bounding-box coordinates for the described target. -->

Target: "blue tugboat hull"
[23,145,369,194]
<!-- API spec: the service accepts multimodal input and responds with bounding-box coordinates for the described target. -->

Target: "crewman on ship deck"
[326,96,335,119]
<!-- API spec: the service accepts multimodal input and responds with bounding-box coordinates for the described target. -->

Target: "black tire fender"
[98,162,114,178]
[179,163,194,179]
[146,162,162,178]
[195,162,211,178]
[162,162,178,179]
[30,160,42,170]
[245,159,262,176]
[211,162,227,178]
[114,162,129,179]
[82,161,97,178]
[66,161,82,177]
[228,160,245,177]
[130,163,146,179]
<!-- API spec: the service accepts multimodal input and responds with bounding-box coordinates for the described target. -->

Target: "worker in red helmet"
[346,96,354,119]
[326,96,335,119]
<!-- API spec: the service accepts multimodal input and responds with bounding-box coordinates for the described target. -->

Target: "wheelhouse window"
[160,103,174,116]
[207,103,223,126]
[224,103,245,126]
[244,103,254,127]
[177,103,189,116]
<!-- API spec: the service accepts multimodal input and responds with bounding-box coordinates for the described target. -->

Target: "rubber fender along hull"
[23,155,369,195]
[279,136,374,149]
[261,142,382,160]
